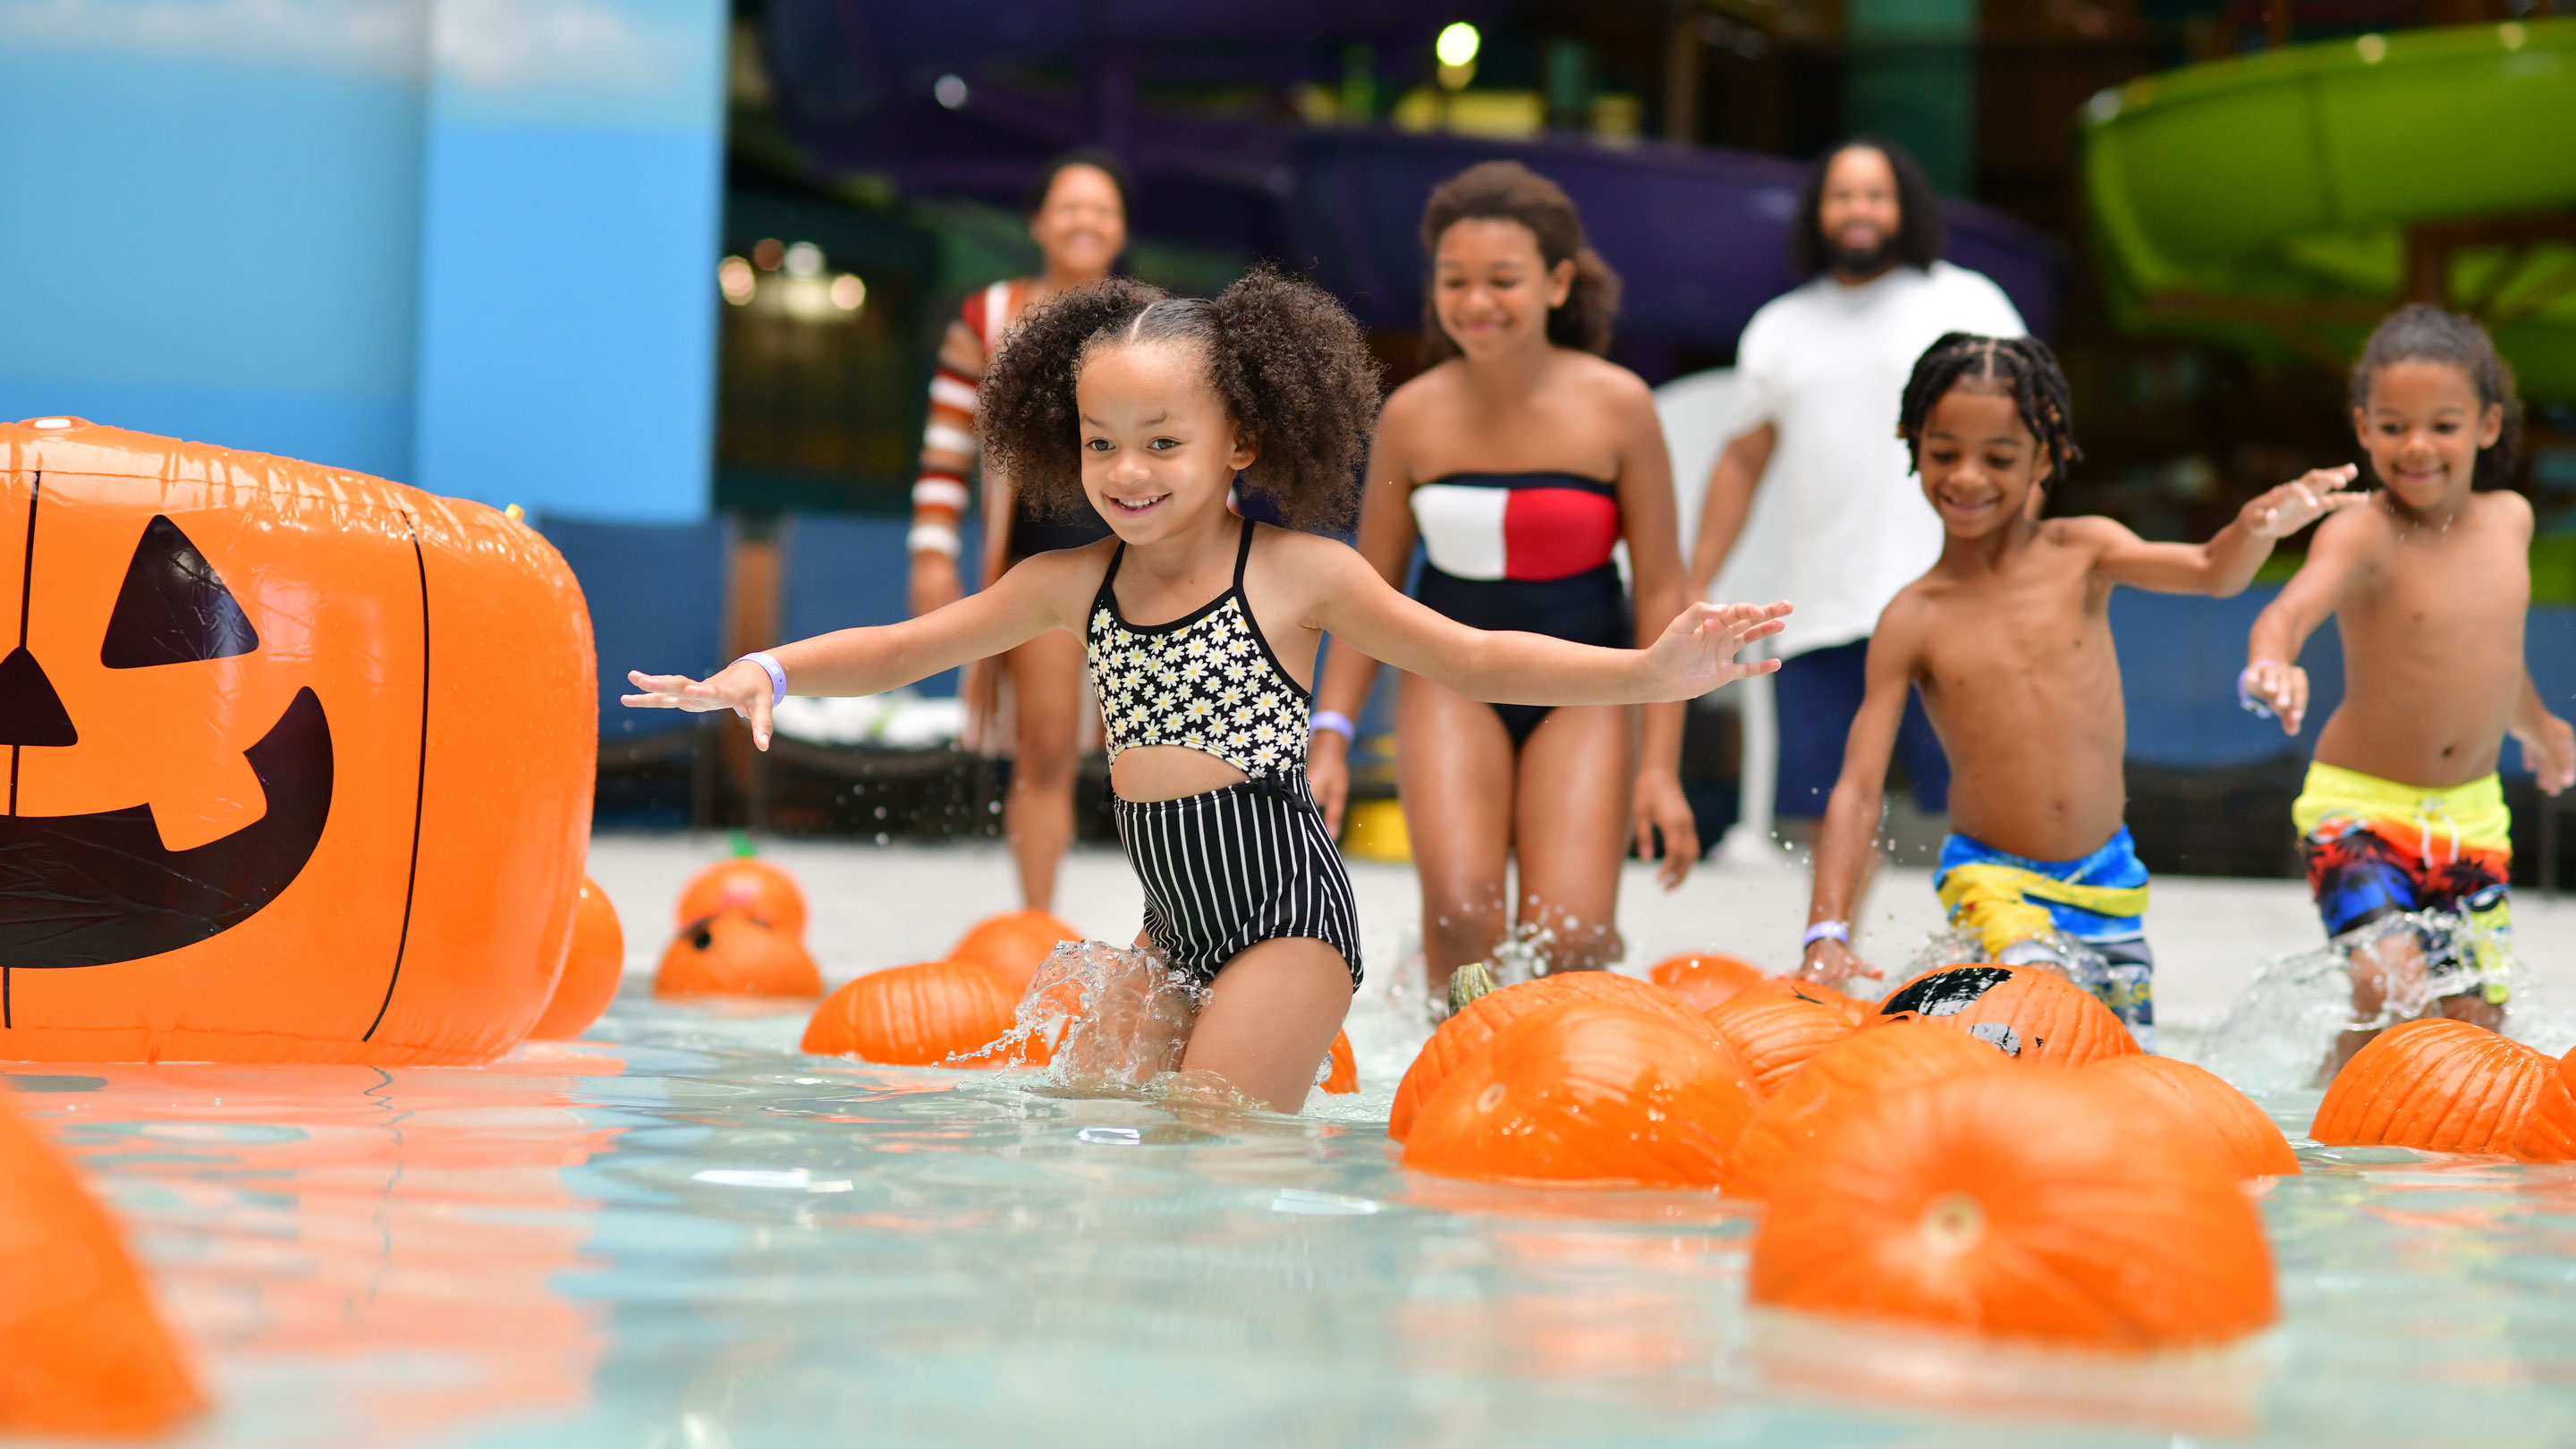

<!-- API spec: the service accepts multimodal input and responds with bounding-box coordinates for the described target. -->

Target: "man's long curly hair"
[979,265,1382,531]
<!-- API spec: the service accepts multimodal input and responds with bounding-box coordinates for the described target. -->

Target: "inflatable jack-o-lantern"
[0,418,595,1063]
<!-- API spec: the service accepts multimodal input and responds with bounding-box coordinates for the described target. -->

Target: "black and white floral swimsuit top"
[1085,518,1309,783]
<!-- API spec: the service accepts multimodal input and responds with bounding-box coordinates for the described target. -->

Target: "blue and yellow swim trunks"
[2293,761,2512,1001]
[1934,827,2154,1046]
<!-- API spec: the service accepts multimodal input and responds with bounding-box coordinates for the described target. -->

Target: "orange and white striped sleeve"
[910,293,991,558]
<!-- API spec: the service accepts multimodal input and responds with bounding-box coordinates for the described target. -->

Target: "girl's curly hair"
[979,265,1382,530]
[1897,332,2082,487]
[1419,160,1622,364]
[2351,304,2522,490]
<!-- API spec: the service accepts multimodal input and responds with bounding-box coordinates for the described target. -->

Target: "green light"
[1435,21,1481,69]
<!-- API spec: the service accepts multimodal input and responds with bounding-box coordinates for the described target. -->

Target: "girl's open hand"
[1644,600,1791,700]
[2240,659,2309,734]
[2246,464,2364,539]
[624,661,777,750]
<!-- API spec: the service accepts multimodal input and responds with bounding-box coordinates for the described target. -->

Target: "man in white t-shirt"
[1690,139,2025,854]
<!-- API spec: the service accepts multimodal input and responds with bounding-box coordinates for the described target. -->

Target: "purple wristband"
[1310,710,1357,744]
[739,651,787,707]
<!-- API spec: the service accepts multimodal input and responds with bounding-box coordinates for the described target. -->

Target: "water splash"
[2190,908,2576,1095]
[978,940,1203,1088]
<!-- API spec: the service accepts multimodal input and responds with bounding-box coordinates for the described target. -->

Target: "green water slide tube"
[2083,20,2576,400]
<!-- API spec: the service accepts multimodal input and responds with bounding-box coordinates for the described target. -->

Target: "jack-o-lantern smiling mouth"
[2,494,335,975]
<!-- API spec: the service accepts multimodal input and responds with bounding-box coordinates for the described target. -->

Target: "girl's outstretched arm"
[623,543,1101,750]
[2242,504,2377,734]
[1299,539,1788,706]
[2094,465,2363,597]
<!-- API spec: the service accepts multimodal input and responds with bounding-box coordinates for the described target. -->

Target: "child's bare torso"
[2312,492,2530,789]
[1893,518,2129,862]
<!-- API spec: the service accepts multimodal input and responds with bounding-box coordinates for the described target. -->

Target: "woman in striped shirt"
[909,151,1127,912]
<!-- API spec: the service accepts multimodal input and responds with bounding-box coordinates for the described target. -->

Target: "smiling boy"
[1794,334,2358,1047]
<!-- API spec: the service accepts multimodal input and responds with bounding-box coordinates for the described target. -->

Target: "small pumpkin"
[1403,998,1762,1188]
[949,910,1082,996]
[653,912,823,1000]
[1734,974,1871,1029]
[1388,971,1716,1141]
[1703,987,1857,1095]
[802,959,1018,1066]
[1875,964,2140,1066]
[2311,1017,2550,1155]
[1724,1021,2007,1199]
[1318,1029,1359,1095]
[2512,1046,2576,1163]
[676,858,807,941]
[1750,1067,2277,1349]
[0,1089,203,1435]
[2089,1054,2300,1178]
[1647,953,1767,1013]
[530,876,623,1040]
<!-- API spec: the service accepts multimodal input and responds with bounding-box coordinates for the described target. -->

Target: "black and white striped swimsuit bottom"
[1112,771,1363,990]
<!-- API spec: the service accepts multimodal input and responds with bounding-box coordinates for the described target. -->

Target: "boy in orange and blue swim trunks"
[2244,307,2576,1067]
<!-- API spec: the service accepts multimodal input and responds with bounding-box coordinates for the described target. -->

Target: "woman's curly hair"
[1418,160,1622,364]
[2351,304,2522,490]
[979,265,1382,530]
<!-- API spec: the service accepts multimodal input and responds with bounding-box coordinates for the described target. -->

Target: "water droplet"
[1078,1126,1142,1146]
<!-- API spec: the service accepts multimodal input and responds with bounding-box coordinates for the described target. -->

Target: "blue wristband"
[1310,710,1357,744]
[1801,919,1850,948]
[739,651,787,707]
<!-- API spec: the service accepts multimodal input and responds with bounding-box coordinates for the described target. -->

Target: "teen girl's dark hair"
[979,266,1382,530]
[1897,333,2081,485]
[1025,148,1133,219]
[1789,139,1946,278]
[1418,160,1622,363]
[2351,304,2523,490]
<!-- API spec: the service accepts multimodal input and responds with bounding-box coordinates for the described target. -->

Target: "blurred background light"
[828,275,866,311]
[933,73,969,109]
[718,256,756,306]
[784,241,824,276]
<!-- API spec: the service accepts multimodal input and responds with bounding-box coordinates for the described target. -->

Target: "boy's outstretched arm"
[2095,465,2364,597]
[623,546,1095,750]
[2242,506,2374,734]
[2511,666,2576,795]
[1796,612,1924,987]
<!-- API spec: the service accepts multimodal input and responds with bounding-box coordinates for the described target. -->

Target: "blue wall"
[0,0,724,520]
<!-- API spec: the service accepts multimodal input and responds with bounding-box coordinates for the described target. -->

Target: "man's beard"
[1826,232,1896,275]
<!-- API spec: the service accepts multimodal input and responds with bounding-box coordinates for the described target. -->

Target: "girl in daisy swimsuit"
[1309,161,1698,997]
[627,267,1787,1112]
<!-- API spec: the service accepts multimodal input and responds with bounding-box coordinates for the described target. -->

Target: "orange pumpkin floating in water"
[2513,1046,2576,1163]
[675,857,807,941]
[1388,971,1716,1141]
[0,419,593,1064]
[1403,998,1762,1188]
[949,910,1082,996]
[1724,1021,2007,1199]
[2312,1017,2550,1155]
[2089,1054,2300,1178]
[1703,987,1857,1095]
[654,912,824,1000]
[530,876,624,1040]
[1734,974,1871,1028]
[802,959,1018,1066]
[1750,1067,2277,1349]
[1646,953,1767,1013]
[0,1088,203,1435]
[1318,1029,1359,1095]
[1875,964,2141,1066]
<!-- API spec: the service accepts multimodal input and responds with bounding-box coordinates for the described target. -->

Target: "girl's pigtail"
[979,277,1162,516]
[1208,265,1383,530]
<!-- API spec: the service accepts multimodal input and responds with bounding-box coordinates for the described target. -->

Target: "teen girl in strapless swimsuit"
[1309,161,1700,1000]
[626,267,1786,1111]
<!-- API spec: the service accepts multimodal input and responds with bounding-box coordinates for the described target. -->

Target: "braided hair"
[979,265,1382,530]
[1896,333,2081,487]
[2351,304,2522,490]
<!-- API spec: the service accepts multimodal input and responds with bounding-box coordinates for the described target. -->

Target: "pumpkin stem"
[1918,1191,1987,1258]
[728,830,758,859]
[1448,961,1497,1015]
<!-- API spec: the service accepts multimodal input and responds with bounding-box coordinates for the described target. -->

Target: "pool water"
[19,979,2576,1449]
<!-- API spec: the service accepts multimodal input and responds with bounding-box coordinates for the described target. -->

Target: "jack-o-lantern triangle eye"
[102,515,260,668]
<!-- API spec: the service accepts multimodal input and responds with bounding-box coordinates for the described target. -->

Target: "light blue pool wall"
[0,0,725,521]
